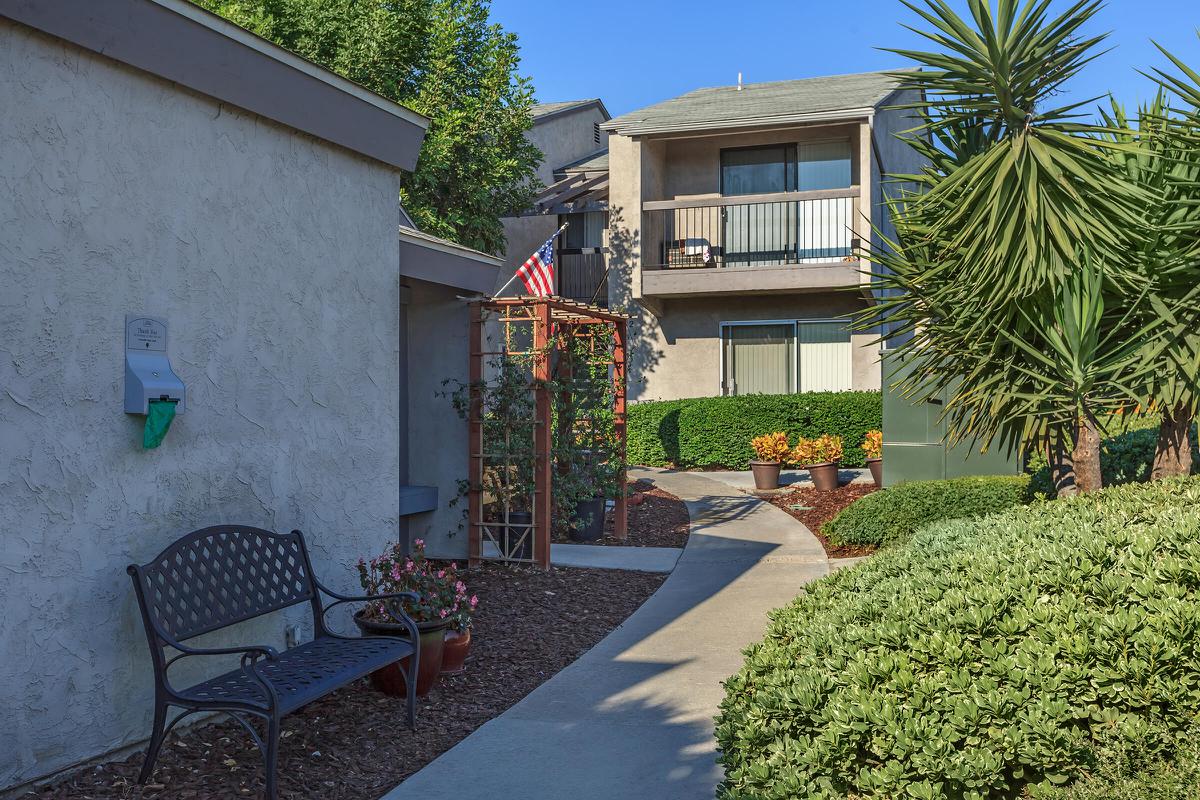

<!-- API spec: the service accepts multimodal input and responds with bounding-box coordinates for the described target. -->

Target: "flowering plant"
[862,430,883,460]
[790,434,844,466]
[750,432,791,463]
[356,539,477,632]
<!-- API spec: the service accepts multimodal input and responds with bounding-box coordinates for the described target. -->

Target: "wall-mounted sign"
[126,317,167,351]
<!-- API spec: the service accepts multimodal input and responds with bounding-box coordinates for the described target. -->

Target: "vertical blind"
[722,321,853,395]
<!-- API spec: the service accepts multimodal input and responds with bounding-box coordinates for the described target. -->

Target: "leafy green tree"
[192,0,541,254]
[865,0,1152,493]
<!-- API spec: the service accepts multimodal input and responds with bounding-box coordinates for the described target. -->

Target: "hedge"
[716,478,1200,800]
[824,474,1032,547]
[1027,423,1199,497]
[1036,726,1200,800]
[627,392,881,469]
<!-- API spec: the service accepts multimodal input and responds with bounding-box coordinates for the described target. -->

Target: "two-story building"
[595,70,922,401]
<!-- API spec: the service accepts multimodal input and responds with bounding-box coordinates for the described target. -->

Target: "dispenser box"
[124,314,185,414]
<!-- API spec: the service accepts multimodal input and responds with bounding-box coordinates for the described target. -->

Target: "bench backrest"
[129,525,318,643]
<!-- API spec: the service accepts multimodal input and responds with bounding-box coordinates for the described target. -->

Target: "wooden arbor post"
[467,303,484,568]
[531,300,553,570]
[612,317,628,541]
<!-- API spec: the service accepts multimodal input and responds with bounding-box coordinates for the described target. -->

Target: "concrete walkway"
[383,468,830,800]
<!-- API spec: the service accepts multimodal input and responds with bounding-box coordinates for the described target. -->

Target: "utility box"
[124,314,186,414]
[882,353,1019,487]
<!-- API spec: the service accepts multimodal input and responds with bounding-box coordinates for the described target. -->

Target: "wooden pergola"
[467,296,629,569]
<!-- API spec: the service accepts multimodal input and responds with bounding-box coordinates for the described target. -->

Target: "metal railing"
[558,250,608,306]
[643,188,858,270]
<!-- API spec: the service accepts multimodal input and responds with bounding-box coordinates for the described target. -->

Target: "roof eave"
[603,107,877,138]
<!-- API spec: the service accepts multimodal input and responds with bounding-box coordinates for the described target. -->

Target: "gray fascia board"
[533,99,611,125]
[602,107,875,137]
[1,0,429,170]
[398,229,503,294]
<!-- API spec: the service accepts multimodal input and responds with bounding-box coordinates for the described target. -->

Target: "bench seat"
[179,635,414,715]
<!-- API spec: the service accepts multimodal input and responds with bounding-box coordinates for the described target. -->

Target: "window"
[796,140,852,190]
[721,320,852,396]
[721,145,796,196]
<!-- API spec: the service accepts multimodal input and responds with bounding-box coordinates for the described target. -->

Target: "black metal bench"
[127,525,420,799]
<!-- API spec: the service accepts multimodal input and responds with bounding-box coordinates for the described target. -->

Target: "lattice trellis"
[467,297,628,569]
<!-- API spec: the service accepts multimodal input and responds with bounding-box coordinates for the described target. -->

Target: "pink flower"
[470,595,478,608]
[455,581,466,593]
[414,538,425,548]
[450,562,458,569]
[390,565,402,581]
[439,608,449,618]
[437,570,445,579]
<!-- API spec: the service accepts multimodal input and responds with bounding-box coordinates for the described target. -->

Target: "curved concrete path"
[382,468,830,800]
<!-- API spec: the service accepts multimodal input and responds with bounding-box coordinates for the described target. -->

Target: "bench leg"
[138,701,168,784]
[406,642,419,729]
[263,714,281,800]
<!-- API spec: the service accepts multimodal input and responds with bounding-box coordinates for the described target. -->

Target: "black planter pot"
[486,511,532,560]
[569,497,606,542]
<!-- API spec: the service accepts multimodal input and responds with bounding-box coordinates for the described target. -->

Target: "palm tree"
[865,0,1149,492]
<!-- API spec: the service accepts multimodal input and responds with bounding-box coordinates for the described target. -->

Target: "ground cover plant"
[627,392,880,470]
[716,479,1200,800]
[823,474,1032,547]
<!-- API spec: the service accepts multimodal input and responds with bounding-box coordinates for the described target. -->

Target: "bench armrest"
[314,578,421,637]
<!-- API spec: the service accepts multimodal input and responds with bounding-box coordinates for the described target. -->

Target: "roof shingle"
[602,70,910,136]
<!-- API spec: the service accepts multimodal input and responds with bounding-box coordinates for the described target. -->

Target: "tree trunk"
[1049,429,1077,498]
[1152,404,1193,480]
[1072,415,1103,493]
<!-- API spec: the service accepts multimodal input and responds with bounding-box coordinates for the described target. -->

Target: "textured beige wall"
[0,22,405,788]
[627,293,879,402]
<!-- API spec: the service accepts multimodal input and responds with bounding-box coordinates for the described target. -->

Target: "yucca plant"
[862,0,1151,492]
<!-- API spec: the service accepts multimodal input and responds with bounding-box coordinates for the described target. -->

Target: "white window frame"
[718,318,853,396]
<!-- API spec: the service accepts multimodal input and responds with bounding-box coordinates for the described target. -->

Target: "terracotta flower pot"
[354,611,447,697]
[806,461,840,491]
[866,458,883,487]
[440,627,472,675]
[750,460,782,490]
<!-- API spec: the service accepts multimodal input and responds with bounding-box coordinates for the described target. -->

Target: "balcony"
[558,249,608,306]
[641,188,862,297]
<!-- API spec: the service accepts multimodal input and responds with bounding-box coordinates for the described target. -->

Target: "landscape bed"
[33,564,667,800]
[761,484,879,558]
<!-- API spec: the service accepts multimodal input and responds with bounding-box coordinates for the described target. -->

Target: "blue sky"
[491,0,1200,120]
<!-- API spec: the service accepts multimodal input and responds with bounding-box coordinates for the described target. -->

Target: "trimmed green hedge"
[1027,424,1199,497]
[824,474,1032,547]
[627,392,881,469]
[1036,727,1200,800]
[716,479,1200,800]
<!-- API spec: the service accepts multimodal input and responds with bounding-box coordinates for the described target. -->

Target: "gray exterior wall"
[0,21,406,789]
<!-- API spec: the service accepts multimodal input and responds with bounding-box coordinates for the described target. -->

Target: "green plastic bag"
[143,399,178,449]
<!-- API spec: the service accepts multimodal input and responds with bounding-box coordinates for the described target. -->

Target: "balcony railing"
[643,188,858,270]
[557,250,608,306]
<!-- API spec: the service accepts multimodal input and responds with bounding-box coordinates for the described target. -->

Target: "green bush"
[1034,727,1200,800]
[1027,423,1198,497]
[824,475,1032,547]
[626,392,881,469]
[716,479,1200,800]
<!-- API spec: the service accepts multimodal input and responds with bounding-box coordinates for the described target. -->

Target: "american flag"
[515,233,558,297]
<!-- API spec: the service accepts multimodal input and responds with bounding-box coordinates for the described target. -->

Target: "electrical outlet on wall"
[285,624,301,649]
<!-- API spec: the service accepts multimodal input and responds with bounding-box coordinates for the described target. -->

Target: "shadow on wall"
[606,205,662,399]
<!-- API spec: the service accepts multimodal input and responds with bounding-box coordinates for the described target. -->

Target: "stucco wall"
[626,293,879,402]
[527,105,608,185]
[403,278,473,559]
[0,21,404,789]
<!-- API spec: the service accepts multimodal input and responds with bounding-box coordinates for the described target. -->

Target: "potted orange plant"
[749,432,790,490]
[862,430,883,487]
[791,434,844,491]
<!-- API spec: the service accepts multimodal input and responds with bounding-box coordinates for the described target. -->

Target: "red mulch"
[763,484,880,558]
[31,563,665,800]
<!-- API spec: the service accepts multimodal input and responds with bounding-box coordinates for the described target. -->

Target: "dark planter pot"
[569,497,606,542]
[440,628,472,675]
[354,612,447,697]
[750,460,782,491]
[486,511,532,560]
[806,461,840,491]
[866,458,883,488]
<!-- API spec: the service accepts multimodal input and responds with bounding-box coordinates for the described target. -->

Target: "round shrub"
[824,474,1032,547]
[716,479,1200,800]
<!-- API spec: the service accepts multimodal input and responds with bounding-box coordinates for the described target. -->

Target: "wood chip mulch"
[31,563,666,800]
[599,478,690,548]
[762,484,880,559]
